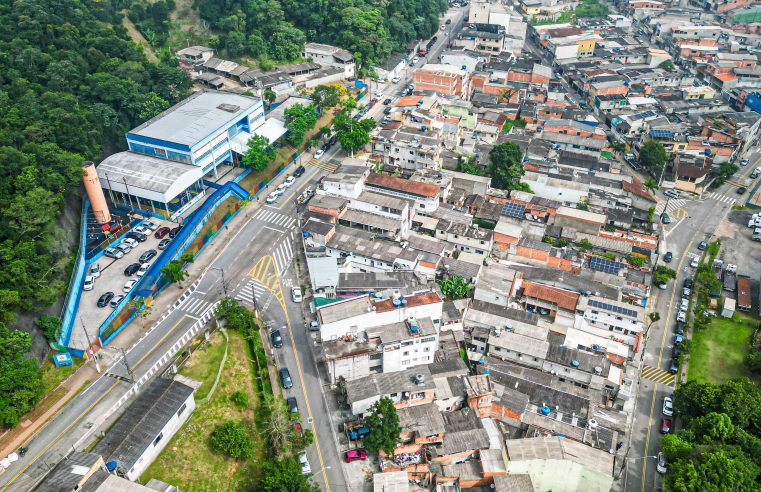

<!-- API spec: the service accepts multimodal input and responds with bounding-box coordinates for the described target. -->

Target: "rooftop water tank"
[541,406,551,416]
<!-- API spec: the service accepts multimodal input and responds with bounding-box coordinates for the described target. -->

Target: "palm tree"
[644,178,659,193]
[161,260,189,288]
[180,252,195,265]
[499,88,516,103]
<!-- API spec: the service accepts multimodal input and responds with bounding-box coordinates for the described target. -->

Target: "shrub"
[230,391,250,408]
[210,420,254,459]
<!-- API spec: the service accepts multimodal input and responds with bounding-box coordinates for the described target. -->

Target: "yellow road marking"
[2,316,190,490]
[641,365,676,386]
[674,208,688,219]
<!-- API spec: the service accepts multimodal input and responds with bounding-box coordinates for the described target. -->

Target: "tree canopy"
[640,140,668,172]
[438,274,473,300]
[284,104,318,147]
[242,134,276,172]
[210,419,255,460]
[363,396,401,455]
[488,142,530,192]
[0,325,44,427]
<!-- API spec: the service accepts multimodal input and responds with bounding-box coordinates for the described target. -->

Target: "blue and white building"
[97,90,285,219]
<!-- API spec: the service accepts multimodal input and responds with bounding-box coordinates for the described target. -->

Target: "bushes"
[230,390,250,408]
[210,419,254,460]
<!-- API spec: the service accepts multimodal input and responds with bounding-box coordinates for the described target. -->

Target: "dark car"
[675,321,685,335]
[286,397,299,414]
[127,231,147,242]
[124,262,141,276]
[672,346,682,360]
[669,359,679,374]
[737,187,747,195]
[698,241,707,251]
[661,213,671,224]
[169,226,183,239]
[97,292,114,308]
[158,238,171,250]
[155,226,170,238]
[328,135,338,146]
[139,249,157,263]
[279,368,293,389]
[293,165,306,177]
[664,252,673,263]
[383,98,392,105]
[271,329,283,349]
[683,278,694,289]
[383,106,392,115]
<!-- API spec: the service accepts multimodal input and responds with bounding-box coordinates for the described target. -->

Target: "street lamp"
[211,267,228,296]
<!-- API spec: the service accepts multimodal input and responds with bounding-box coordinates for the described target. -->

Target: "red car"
[661,418,672,434]
[344,449,368,463]
[154,226,170,238]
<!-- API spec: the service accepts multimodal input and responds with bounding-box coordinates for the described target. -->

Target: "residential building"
[302,42,355,78]
[364,173,441,214]
[370,126,443,172]
[578,295,645,349]
[176,46,214,66]
[413,64,469,99]
[343,365,436,415]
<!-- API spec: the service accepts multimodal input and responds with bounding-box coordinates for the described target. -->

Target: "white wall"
[320,301,443,341]
[553,43,579,60]
[382,334,439,372]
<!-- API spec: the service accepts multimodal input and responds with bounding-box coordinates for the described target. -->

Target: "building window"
[402,360,410,366]
[153,432,163,446]
[177,403,187,417]
[370,353,382,360]
[403,351,409,356]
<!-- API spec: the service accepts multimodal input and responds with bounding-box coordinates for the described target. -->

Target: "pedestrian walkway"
[640,365,676,386]
[273,238,294,275]
[306,158,339,173]
[705,191,736,205]
[235,278,267,305]
[180,296,213,317]
[655,198,687,216]
[254,208,296,230]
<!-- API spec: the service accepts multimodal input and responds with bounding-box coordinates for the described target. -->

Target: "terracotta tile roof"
[396,96,424,107]
[365,173,440,199]
[524,163,541,172]
[715,73,737,82]
[373,291,442,313]
[622,176,656,202]
[522,281,579,311]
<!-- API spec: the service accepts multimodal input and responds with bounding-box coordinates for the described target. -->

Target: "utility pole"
[80,318,101,374]
[119,348,136,384]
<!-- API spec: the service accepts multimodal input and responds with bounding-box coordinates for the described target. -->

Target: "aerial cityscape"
[0,0,760,491]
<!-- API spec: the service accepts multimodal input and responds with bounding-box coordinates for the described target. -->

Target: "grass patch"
[41,357,83,394]
[140,331,264,491]
[688,313,756,384]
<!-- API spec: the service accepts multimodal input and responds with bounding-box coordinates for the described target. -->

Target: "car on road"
[287,397,299,414]
[690,256,700,268]
[89,263,101,279]
[375,90,384,99]
[344,449,368,463]
[266,192,278,204]
[657,281,668,289]
[309,320,320,331]
[110,294,125,308]
[737,187,747,195]
[664,252,673,263]
[669,359,679,374]
[446,18,452,24]
[293,165,306,177]
[383,106,392,115]
[677,311,686,323]
[683,278,693,289]
[657,452,668,474]
[680,298,689,311]
[97,292,114,308]
[292,287,303,303]
[741,158,750,166]
[139,249,157,263]
[134,225,150,235]
[144,221,159,231]
[284,176,296,188]
[123,237,139,249]
[136,263,150,277]
[675,333,684,345]
[682,288,691,299]
[300,453,311,475]
[276,183,288,195]
[127,231,147,242]
[672,345,682,361]
[661,213,671,224]
[104,247,124,259]
[271,329,283,349]
[124,263,141,276]
[752,170,760,179]
[123,279,137,292]
[168,226,182,239]
[83,275,95,291]
[314,149,325,160]
[675,321,685,335]
[412,57,419,64]
[662,396,674,416]
[664,189,680,199]
[155,226,170,238]
[661,418,672,434]
[392,75,401,83]
[158,238,171,250]
[383,98,392,105]
[697,241,707,251]
[279,368,293,389]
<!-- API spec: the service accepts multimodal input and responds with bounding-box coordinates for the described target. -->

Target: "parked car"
[680,298,689,311]
[158,238,171,250]
[271,329,283,349]
[110,294,125,308]
[266,192,278,204]
[682,288,691,299]
[672,345,682,360]
[664,252,673,263]
[661,418,672,434]
[137,263,150,277]
[300,453,311,475]
[168,226,183,239]
[83,275,95,291]
[661,213,671,224]
[656,452,668,474]
[276,183,288,195]
[123,237,138,248]
[293,165,306,177]
[144,221,159,231]
[155,226,171,238]
[392,75,401,83]
[741,158,750,166]
[123,279,138,292]
[309,320,320,331]
[287,397,299,414]
[127,231,147,242]
[662,396,674,416]
[344,449,368,463]
[139,249,157,263]
[97,292,114,308]
[116,243,132,255]
[134,225,150,235]
[89,263,101,279]
[737,187,747,195]
[677,311,686,323]
[284,176,296,187]
[675,333,684,345]
[683,278,694,289]
[279,368,293,389]
[124,263,141,276]
[669,359,679,374]
[690,256,700,268]
[383,106,392,115]
[664,189,680,199]
[104,247,124,259]
[698,241,707,250]
[292,287,303,303]
[412,57,419,64]
[383,98,392,105]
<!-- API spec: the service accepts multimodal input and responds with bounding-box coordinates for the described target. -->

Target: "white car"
[392,76,401,83]
[266,192,278,204]
[284,176,296,188]
[276,183,288,195]
[664,189,680,199]
[136,263,150,277]
[412,57,419,64]
[134,225,150,235]
[680,298,689,311]
[144,221,159,231]
[123,279,138,293]
[104,247,124,259]
[375,90,384,99]
[662,396,674,416]
[314,149,325,160]
[656,452,668,474]
[89,263,101,279]
[690,256,700,268]
[300,453,311,475]
[83,275,95,291]
[292,287,303,303]
[677,311,686,323]
[123,237,138,249]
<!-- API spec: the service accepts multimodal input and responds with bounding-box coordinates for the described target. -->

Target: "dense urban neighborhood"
[1,0,761,491]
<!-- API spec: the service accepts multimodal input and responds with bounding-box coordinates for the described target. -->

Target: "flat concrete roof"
[128,90,261,148]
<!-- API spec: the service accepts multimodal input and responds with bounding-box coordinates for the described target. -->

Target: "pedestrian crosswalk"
[254,208,296,229]
[705,192,736,205]
[235,278,267,304]
[306,158,339,173]
[655,198,686,216]
[273,238,294,275]
[181,296,213,316]
[641,364,676,386]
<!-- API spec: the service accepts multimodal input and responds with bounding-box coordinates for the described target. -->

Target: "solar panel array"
[631,110,657,121]
[501,202,526,218]
[589,257,625,274]
[588,299,638,318]
[650,129,674,139]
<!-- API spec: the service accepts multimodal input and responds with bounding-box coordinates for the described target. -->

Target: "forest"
[0,0,191,426]
[195,0,449,71]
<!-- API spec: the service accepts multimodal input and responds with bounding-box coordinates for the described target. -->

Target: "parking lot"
[715,208,761,306]
[77,219,174,337]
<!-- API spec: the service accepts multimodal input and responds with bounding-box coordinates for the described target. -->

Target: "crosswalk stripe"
[306,159,339,172]
[189,300,210,315]
[183,298,202,313]
[641,365,675,385]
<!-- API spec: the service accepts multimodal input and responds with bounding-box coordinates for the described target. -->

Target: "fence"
[58,200,89,348]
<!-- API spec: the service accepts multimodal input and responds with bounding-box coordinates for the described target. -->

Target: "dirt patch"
[121,15,159,63]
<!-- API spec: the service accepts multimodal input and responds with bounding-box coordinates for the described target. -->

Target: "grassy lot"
[140,331,264,491]
[41,357,84,393]
[688,312,756,384]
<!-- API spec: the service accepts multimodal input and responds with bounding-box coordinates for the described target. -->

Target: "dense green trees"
[438,275,473,300]
[0,326,44,427]
[196,0,448,68]
[242,135,275,172]
[211,419,255,459]
[640,140,668,172]
[284,104,318,147]
[363,397,402,455]
[488,142,531,192]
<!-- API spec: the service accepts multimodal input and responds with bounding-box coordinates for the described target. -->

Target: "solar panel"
[501,202,526,219]
[588,299,638,318]
[589,257,625,274]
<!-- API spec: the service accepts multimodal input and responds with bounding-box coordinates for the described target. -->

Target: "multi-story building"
[371,127,443,172]
[413,64,469,99]
[302,42,356,78]
[365,173,441,214]
[578,295,645,349]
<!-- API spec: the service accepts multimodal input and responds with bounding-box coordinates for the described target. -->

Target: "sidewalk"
[0,165,296,461]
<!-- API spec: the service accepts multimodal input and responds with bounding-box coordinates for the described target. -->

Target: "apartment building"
[578,295,645,349]
[302,42,355,78]
[371,127,443,172]
[365,173,441,214]
[413,64,469,99]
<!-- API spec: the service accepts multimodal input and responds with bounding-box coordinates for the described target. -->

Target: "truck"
[723,264,737,292]
[737,275,751,311]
